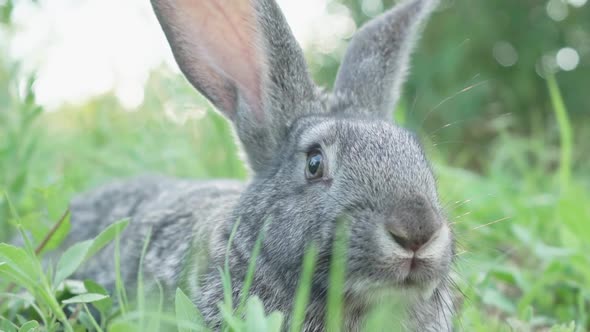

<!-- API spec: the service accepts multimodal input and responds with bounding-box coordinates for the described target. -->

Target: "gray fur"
[65,0,456,331]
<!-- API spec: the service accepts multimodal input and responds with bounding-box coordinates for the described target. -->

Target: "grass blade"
[175,288,205,332]
[237,220,269,314]
[114,233,129,314]
[289,244,318,332]
[326,219,349,332]
[546,74,573,192]
[137,226,152,331]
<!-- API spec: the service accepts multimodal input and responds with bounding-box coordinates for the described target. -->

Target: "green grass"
[1,69,589,331]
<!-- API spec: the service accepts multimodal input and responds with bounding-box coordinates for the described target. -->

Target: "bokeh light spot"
[546,0,569,21]
[556,47,580,71]
[493,41,518,67]
[567,0,587,8]
[362,0,384,17]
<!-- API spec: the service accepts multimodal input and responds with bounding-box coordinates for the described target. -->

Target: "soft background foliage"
[1,0,589,331]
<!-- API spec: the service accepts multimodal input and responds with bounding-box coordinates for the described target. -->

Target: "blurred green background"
[1,0,589,330]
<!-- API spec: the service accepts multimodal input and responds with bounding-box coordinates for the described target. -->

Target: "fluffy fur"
[65,0,457,330]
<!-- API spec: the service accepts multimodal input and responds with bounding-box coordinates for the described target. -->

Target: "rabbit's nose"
[386,196,441,252]
[388,229,434,252]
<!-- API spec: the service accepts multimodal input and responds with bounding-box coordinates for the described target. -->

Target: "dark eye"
[305,149,324,180]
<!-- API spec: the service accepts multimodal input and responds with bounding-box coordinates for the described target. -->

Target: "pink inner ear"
[177,0,265,118]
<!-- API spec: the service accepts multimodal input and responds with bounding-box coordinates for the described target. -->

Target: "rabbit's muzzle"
[372,194,453,287]
[393,224,451,285]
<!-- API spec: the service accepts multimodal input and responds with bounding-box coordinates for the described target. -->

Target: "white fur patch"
[416,223,451,261]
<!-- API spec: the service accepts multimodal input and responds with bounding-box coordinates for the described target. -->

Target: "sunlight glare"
[10,0,345,111]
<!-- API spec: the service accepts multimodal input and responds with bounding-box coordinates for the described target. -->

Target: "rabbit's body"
[68,118,455,331]
[68,176,242,293]
[65,0,458,330]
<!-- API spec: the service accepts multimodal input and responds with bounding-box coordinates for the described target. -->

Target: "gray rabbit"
[65,0,457,330]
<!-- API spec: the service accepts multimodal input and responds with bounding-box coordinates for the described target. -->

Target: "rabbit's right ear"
[333,0,438,120]
[151,0,316,173]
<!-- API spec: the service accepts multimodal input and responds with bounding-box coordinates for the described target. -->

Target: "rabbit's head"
[152,0,453,301]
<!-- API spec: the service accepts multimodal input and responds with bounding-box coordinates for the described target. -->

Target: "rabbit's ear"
[151,0,316,172]
[333,0,438,119]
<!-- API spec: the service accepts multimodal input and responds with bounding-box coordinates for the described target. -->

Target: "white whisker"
[472,216,512,230]
[421,80,489,126]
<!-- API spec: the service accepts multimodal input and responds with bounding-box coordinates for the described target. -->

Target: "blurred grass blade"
[114,232,129,314]
[83,304,104,332]
[86,219,130,258]
[289,244,318,332]
[546,74,573,192]
[62,293,108,304]
[267,312,284,332]
[244,296,266,332]
[137,226,152,327]
[17,320,39,332]
[238,220,269,313]
[175,288,205,332]
[83,279,112,315]
[326,219,349,332]
[220,218,241,317]
[54,240,93,287]
[54,219,129,287]
[0,244,38,287]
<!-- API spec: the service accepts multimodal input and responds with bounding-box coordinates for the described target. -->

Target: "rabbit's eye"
[306,149,324,180]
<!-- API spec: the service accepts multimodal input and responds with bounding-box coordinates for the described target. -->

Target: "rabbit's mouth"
[378,223,453,290]
[346,220,453,299]
[398,258,440,287]
[403,225,452,277]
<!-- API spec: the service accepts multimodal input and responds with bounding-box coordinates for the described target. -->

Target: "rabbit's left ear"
[151,0,316,173]
[333,0,438,120]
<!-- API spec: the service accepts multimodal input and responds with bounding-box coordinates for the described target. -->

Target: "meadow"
[1,0,590,331]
